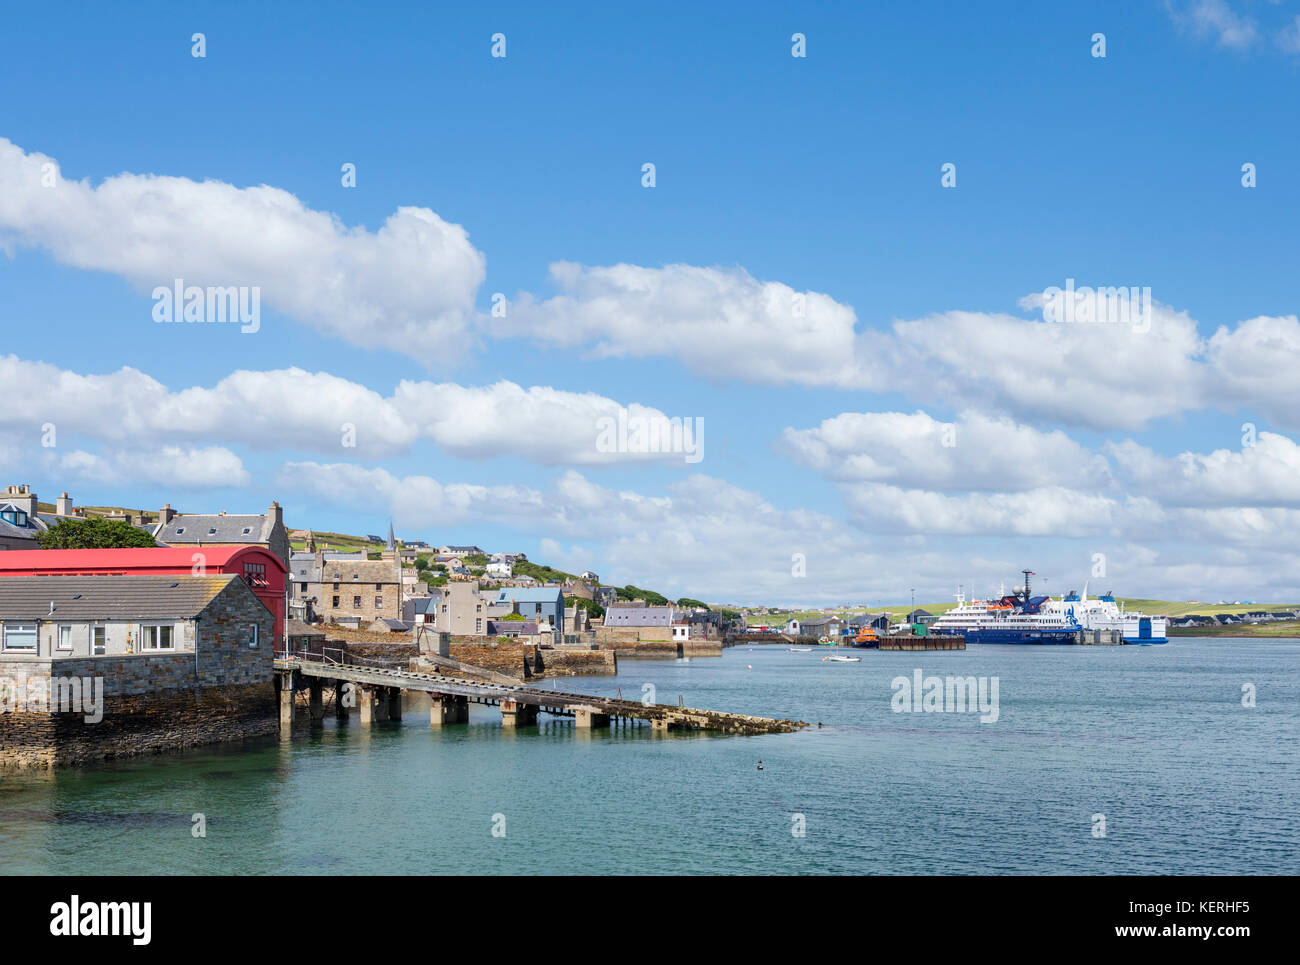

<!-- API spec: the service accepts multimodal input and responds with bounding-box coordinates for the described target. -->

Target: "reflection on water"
[1,638,1297,875]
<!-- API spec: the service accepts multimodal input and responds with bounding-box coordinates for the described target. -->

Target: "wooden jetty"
[872,635,965,651]
[272,653,806,735]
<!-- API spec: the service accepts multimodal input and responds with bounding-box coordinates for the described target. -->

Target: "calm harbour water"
[2,637,1297,875]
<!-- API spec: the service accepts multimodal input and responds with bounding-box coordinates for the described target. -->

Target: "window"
[140,625,175,651]
[208,528,217,535]
[333,582,339,590]
[3,623,37,652]
[299,583,307,593]
[475,618,482,633]
[353,596,361,608]
[376,583,383,590]
[375,597,383,608]
[57,625,73,651]
[243,563,268,588]
[92,626,106,656]
[248,624,259,648]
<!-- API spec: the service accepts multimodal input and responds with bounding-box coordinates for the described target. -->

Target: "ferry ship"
[929,571,1167,645]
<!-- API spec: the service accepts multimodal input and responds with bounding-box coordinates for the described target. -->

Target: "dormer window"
[242,527,252,535]
[175,527,185,534]
[208,528,217,535]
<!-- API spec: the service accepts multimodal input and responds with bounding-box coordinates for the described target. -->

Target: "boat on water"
[823,655,861,662]
[789,647,813,652]
[928,570,1168,645]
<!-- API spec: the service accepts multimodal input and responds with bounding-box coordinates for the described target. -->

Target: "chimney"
[270,501,283,528]
[56,492,73,516]
[160,503,175,525]
[4,484,38,518]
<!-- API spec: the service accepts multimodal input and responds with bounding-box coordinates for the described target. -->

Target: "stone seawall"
[1,683,276,768]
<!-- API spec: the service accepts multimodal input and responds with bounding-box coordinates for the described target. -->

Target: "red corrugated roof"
[0,546,286,573]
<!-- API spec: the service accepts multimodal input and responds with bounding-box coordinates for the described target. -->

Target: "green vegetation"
[462,553,489,567]
[570,596,605,620]
[38,518,156,549]
[1170,620,1300,637]
[676,598,708,610]
[616,584,670,606]
[514,560,577,583]
[500,612,526,621]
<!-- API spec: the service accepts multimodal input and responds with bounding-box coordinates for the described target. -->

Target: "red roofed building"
[0,546,287,643]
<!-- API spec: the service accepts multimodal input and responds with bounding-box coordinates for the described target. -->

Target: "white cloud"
[0,138,486,356]
[839,483,1120,537]
[495,261,866,387]
[1167,0,1259,50]
[874,304,1208,431]
[1205,315,1300,429]
[1107,432,1300,507]
[780,409,1111,491]
[9,442,250,490]
[0,355,686,466]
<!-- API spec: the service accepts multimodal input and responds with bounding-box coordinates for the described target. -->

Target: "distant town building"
[604,603,674,628]
[152,501,291,567]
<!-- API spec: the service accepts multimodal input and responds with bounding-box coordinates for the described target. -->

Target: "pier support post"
[430,694,469,728]
[500,698,538,728]
[573,705,610,729]
[335,680,349,719]
[277,671,295,727]
[651,717,672,734]
[309,680,324,721]
[387,687,403,722]
[358,685,375,727]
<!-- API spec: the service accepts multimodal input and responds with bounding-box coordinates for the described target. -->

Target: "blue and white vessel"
[929,571,1167,644]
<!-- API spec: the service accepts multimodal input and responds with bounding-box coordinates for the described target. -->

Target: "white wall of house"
[1,619,196,659]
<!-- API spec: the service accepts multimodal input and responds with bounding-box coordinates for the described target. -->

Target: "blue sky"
[2,1,1299,605]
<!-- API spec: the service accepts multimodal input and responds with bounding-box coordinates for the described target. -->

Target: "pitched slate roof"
[155,514,273,543]
[318,560,401,583]
[0,574,237,620]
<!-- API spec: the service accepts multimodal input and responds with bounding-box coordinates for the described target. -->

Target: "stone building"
[152,501,291,568]
[290,552,404,627]
[0,573,277,767]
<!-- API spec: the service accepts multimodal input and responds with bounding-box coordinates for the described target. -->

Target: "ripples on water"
[1,638,1296,875]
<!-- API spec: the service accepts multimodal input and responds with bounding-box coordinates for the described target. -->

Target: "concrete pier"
[429,694,469,727]
[277,671,295,726]
[276,658,806,735]
[573,705,611,729]
[500,697,538,727]
[335,681,349,719]
[358,685,375,727]
[309,679,324,721]
[386,687,402,722]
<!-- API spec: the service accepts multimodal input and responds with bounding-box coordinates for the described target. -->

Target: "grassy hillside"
[1169,621,1300,637]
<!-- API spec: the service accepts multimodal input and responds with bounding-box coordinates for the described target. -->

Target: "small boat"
[789,647,813,652]
[822,655,861,663]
